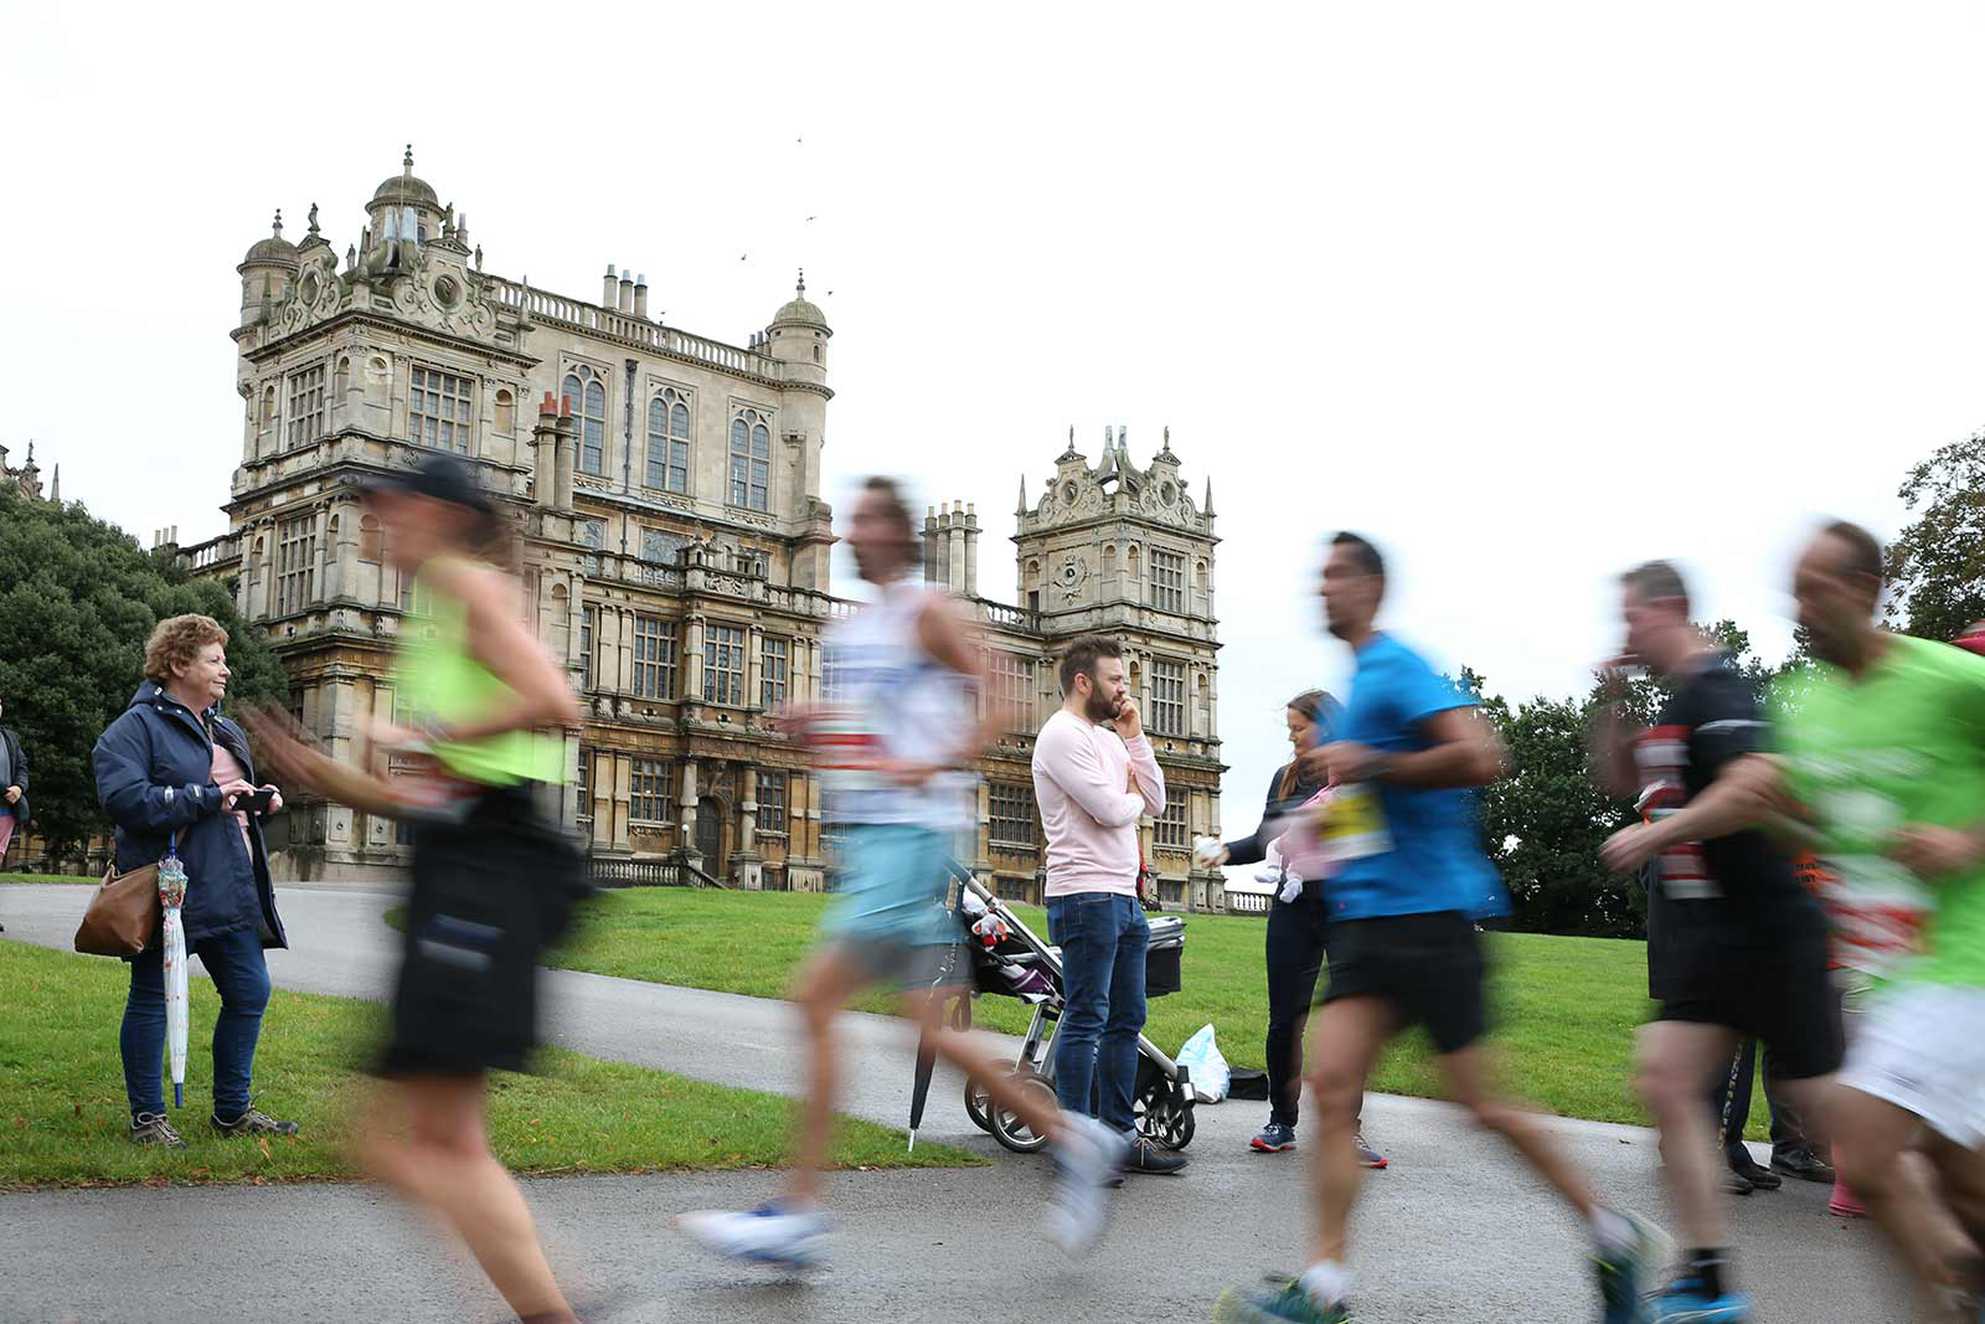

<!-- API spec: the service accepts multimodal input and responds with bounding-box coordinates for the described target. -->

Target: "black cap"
[357,452,494,514]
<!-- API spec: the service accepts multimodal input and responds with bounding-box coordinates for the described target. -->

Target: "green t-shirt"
[1772,634,1985,987]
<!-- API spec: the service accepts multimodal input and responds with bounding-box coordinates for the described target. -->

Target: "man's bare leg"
[1636,1020,1742,1249]
[786,948,877,1204]
[901,987,1069,1144]
[1834,1088,1985,1304]
[1305,996,1397,1268]
[1438,1041,1599,1217]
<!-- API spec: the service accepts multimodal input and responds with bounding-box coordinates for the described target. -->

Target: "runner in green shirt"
[1637,520,1985,1315]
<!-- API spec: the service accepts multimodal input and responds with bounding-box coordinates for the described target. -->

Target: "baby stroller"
[905,864,1195,1156]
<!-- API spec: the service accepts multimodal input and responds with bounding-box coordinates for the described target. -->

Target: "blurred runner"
[1595,559,1843,1323]
[673,477,1124,1270]
[1220,533,1658,1324]
[248,453,587,1324]
[1608,524,1985,1319]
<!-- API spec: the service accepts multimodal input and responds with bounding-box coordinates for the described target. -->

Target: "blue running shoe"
[1651,1276,1752,1323]
[1213,1276,1351,1323]
[672,1200,828,1270]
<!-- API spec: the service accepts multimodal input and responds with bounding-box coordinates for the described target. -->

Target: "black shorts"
[1658,945,1844,1081]
[379,784,586,1078]
[1319,910,1488,1055]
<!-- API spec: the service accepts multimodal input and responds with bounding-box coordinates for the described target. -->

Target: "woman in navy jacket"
[92,614,294,1147]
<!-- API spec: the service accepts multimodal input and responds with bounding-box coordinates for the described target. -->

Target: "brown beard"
[1083,690,1119,724]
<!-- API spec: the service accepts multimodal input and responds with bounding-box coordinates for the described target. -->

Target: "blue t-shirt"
[1325,633,1509,923]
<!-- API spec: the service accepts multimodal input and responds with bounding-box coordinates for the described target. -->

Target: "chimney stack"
[633,273,649,320]
[946,501,969,597]
[963,502,979,597]
[618,270,634,313]
[531,392,560,506]
[552,393,577,509]
[602,264,618,307]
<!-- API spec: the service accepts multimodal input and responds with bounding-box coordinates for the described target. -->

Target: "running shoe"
[212,1107,300,1138]
[1768,1147,1834,1183]
[1651,1276,1752,1323]
[1047,1115,1126,1255]
[1250,1121,1297,1153]
[1123,1136,1189,1174]
[1595,1209,1667,1324]
[1213,1276,1350,1323]
[1354,1132,1387,1169]
[672,1200,829,1270]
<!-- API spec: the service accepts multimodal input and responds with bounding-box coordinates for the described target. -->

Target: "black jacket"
[1222,763,1326,868]
[91,681,287,950]
[0,725,27,823]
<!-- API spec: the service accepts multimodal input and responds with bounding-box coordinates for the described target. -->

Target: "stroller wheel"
[1135,1076,1196,1151]
[963,1078,994,1134]
[990,1072,1058,1154]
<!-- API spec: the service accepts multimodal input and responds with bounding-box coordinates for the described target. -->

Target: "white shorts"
[1838,982,1985,1149]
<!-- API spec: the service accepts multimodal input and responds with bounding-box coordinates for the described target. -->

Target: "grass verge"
[1,871,95,884]
[532,888,1773,1137]
[0,939,977,1189]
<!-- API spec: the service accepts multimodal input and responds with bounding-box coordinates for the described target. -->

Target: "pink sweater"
[1031,709,1167,898]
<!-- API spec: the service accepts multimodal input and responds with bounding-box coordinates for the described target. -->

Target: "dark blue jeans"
[1047,891,1148,1134]
[121,925,272,1120]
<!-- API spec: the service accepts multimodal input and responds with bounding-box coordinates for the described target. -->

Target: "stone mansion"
[177,150,1230,908]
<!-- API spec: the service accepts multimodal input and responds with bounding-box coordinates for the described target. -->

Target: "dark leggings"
[1265,886,1361,1129]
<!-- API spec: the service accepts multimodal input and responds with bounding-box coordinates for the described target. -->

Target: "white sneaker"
[673,1201,830,1269]
[1047,1115,1128,1255]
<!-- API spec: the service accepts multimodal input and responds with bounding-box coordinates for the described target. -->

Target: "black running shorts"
[1318,910,1488,1055]
[1659,944,1844,1081]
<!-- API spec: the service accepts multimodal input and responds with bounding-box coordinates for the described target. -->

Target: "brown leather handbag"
[74,846,167,957]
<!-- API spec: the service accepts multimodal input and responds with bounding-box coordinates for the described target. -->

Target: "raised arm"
[1221,767,1290,868]
[1038,720,1146,829]
[1589,672,1643,800]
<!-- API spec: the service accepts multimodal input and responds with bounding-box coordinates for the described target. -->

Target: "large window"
[286,365,325,448]
[646,388,691,493]
[705,624,746,705]
[579,605,596,691]
[276,515,317,615]
[1150,659,1186,737]
[1150,548,1186,614]
[574,747,594,829]
[1154,795,1189,850]
[562,365,606,476]
[631,757,673,823]
[760,635,789,710]
[756,771,788,835]
[989,781,1038,849]
[987,650,1034,731]
[410,366,473,453]
[632,615,677,699]
[728,407,772,511]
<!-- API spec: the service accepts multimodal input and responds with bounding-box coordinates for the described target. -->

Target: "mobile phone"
[241,788,277,814]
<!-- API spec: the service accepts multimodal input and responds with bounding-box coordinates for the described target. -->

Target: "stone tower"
[1012,425,1225,909]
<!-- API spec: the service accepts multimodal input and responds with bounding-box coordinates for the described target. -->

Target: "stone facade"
[178,150,1228,907]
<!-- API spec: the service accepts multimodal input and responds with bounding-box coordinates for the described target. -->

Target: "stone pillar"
[679,761,701,865]
[685,615,706,701]
[733,766,763,890]
[610,753,632,852]
[745,624,764,712]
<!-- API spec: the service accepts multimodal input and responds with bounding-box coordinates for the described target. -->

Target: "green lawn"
[545,889,1773,1137]
[0,940,976,1189]
[1,871,94,884]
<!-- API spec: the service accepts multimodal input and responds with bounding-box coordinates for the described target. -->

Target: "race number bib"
[1314,783,1393,862]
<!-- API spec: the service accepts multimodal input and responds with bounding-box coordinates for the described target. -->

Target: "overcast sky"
[7,4,1982,842]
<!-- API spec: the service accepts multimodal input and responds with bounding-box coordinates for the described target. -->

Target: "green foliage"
[0,488,287,860]
[1887,432,1985,643]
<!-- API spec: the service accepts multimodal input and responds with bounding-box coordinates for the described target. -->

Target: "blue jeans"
[121,926,272,1119]
[1047,891,1148,1134]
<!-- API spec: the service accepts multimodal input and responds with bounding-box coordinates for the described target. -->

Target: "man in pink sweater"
[1033,637,1186,1175]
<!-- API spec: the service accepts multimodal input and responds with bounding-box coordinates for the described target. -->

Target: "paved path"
[0,885,1919,1322]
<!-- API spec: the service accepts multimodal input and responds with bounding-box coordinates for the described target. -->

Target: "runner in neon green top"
[1639,521,1985,1313]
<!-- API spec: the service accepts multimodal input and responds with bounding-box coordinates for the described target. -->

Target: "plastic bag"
[1175,1023,1231,1103]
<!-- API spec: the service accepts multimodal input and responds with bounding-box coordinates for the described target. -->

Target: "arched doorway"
[695,796,724,874]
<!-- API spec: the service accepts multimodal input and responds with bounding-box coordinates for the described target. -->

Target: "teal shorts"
[821,823,958,953]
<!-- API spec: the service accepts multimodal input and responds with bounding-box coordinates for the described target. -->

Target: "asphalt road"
[0,884,1920,1323]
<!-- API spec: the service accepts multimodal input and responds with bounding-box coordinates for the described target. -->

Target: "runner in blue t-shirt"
[1218,533,1660,1324]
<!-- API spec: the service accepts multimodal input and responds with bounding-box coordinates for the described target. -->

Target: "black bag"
[1227,1068,1270,1101]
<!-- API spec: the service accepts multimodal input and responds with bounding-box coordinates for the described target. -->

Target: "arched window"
[494,388,515,434]
[334,357,350,399]
[647,387,691,493]
[260,384,276,426]
[1103,545,1118,578]
[728,406,772,511]
[562,365,606,476]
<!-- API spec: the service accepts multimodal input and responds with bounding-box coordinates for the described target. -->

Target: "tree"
[1887,431,1985,642]
[0,486,287,863]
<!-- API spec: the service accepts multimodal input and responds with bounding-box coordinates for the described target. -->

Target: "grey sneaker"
[1047,1115,1127,1255]
[130,1112,186,1148]
[211,1107,299,1138]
